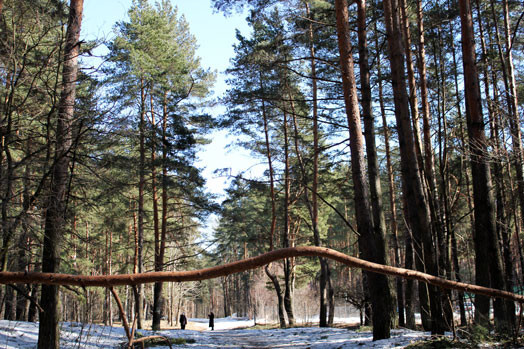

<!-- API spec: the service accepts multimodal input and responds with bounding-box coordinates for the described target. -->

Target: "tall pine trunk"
[260,74,286,328]
[374,11,405,326]
[448,2,468,325]
[38,1,83,347]
[282,108,295,326]
[487,0,520,325]
[153,92,170,331]
[135,80,146,330]
[458,0,509,331]
[304,3,332,327]
[382,0,444,334]
[335,0,393,339]
[151,93,162,331]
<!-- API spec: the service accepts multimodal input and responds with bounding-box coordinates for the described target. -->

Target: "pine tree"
[106,0,213,330]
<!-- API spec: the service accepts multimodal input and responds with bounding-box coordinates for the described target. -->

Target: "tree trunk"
[38,1,83,347]
[374,9,404,327]
[4,285,14,320]
[281,107,295,326]
[458,0,509,331]
[264,265,286,327]
[27,284,38,322]
[153,92,170,331]
[403,217,416,329]
[433,26,454,330]
[151,93,163,331]
[104,230,113,326]
[487,0,520,327]
[303,3,330,328]
[414,2,449,312]
[448,1,468,325]
[259,74,286,328]
[335,0,393,339]
[382,0,444,334]
[399,0,424,177]
[135,79,147,330]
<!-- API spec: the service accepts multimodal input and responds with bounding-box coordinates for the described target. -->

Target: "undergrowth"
[141,336,196,347]
[120,336,196,348]
[407,325,524,348]
[405,336,473,348]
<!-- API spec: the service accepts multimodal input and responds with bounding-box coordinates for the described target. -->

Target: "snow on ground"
[0,317,440,348]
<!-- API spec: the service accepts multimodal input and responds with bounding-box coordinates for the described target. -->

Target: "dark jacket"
[208,312,215,327]
[180,314,187,325]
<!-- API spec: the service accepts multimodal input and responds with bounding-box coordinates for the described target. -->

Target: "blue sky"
[82,0,263,202]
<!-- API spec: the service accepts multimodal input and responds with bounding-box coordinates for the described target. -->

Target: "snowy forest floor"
[0,316,518,348]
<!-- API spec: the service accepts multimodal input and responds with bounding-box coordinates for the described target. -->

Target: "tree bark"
[303,3,330,328]
[414,2,449,308]
[382,0,444,334]
[458,0,509,331]
[374,8,404,327]
[265,265,286,327]
[136,79,146,330]
[282,108,295,325]
[259,74,286,327]
[449,0,468,325]
[335,0,393,339]
[487,0,520,327]
[151,93,163,331]
[38,0,83,347]
[153,92,170,331]
[399,0,424,176]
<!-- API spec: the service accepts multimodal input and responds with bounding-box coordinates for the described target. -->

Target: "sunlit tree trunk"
[38,0,84,347]
[136,79,146,330]
[151,93,162,331]
[377,52,404,329]
[335,0,393,339]
[282,108,295,326]
[259,74,286,328]
[153,91,169,331]
[486,0,520,326]
[382,0,444,334]
[458,0,509,331]
[399,0,423,174]
[414,1,449,308]
[104,230,113,326]
[448,1,468,325]
[304,2,331,328]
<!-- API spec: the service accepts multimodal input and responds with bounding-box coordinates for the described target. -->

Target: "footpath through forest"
[0,317,440,348]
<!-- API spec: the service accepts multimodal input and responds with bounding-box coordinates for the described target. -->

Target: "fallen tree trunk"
[0,246,522,303]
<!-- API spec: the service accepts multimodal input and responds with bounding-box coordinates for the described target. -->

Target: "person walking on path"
[208,311,215,330]
[179,313,187,330]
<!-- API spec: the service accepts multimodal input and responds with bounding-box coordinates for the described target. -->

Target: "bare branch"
[0,247,522,304]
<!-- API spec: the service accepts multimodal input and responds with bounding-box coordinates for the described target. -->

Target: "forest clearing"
[1,0,524,348]
[0,317,447,348]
